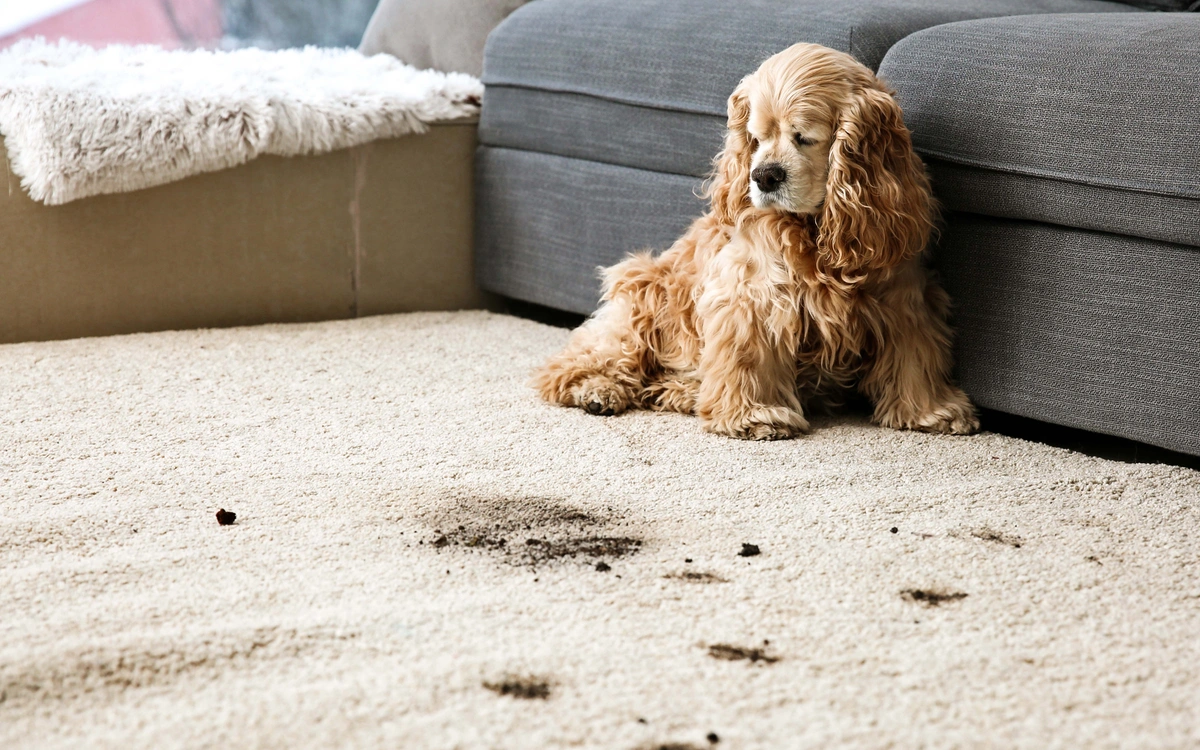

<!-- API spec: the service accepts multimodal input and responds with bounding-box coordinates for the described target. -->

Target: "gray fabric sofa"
[473,0,1200,456]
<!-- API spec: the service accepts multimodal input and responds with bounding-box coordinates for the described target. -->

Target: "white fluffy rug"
[0,40,482,205]
[2,311,1198,749]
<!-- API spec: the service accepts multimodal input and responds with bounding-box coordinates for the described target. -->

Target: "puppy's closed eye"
[794,133,815,147]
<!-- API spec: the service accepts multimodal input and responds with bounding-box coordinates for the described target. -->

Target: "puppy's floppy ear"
[817,84,934,273]
[707,80,753,226]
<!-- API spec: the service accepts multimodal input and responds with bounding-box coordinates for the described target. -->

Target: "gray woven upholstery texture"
[479,0,1136,178]
[474,147,704,314]
[480,87,726,179]
[881,14,1200,247]
[937,214,1200,457]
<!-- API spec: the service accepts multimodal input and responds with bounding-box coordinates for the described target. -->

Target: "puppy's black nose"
[751,163,787,193]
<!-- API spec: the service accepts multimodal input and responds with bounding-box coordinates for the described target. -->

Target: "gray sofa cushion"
[936,214,1200,457]
[921,160,1200,248]
[360,0,530,76]
[480,0,1138,177]
[880,14,1200,248]
[1111,1,1197,9]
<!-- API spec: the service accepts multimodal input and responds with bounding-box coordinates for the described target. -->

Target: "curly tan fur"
[534,44,979,440]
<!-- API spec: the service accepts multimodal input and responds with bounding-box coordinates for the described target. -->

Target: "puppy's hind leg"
[533,296,649,416]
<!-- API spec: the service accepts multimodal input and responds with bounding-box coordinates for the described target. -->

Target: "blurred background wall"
[0,0,379,50]
[222,0,378,49]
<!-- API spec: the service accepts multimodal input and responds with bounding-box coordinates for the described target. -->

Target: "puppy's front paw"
[705,405,809,441]
[929,402,981,435]
[571,375,630,417]
[876,391,980,435]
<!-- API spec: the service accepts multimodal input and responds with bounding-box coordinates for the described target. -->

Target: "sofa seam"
[481,81,727,119]
[475,144,700,183]
[477,142,711,182]
[942,208,1200,251]
[916,149,1200,201]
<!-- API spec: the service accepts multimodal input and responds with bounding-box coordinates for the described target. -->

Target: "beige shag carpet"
[2,311,1198,749]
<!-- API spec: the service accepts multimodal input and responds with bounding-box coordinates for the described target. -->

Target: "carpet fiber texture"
[2,311,1198,748]
[0,40,482,205]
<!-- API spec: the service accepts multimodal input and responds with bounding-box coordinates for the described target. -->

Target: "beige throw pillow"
[359,0,532,76]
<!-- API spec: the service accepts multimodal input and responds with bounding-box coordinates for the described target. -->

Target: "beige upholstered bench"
[0,121,489,345]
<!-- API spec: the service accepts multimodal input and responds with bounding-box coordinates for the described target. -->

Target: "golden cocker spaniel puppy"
[535,43,979,440]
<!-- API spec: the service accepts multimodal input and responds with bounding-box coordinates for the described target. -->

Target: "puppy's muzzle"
[751,163,787,193]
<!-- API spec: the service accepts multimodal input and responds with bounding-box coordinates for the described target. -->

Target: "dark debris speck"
[900,588,968,606]
[707,643,778,664]
[215,509,236,526]
[665,571,728,584]
[737,543,760,557]
[970,528,1022,548]
[483,677,551,700]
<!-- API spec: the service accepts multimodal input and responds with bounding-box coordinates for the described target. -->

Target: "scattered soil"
[483,676,551,700]
[707,733,720,744]
[595,562,612,572]
[636,744,706,750]
[890,527,899,534]
[665,571,728,584]
[737,543,760,557]
[421,496,644,568]
[521,536,643,563]
[900,588,969,606]
[215,509,236,526]
[970,528,1022,548]
[707,644,779,664]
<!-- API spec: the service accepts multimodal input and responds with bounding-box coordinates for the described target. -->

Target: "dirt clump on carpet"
[968,527,1023,548]
[664,571,728,584]
[706,644,779,664]
[900,588,969,607]
[483,676,552,700]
